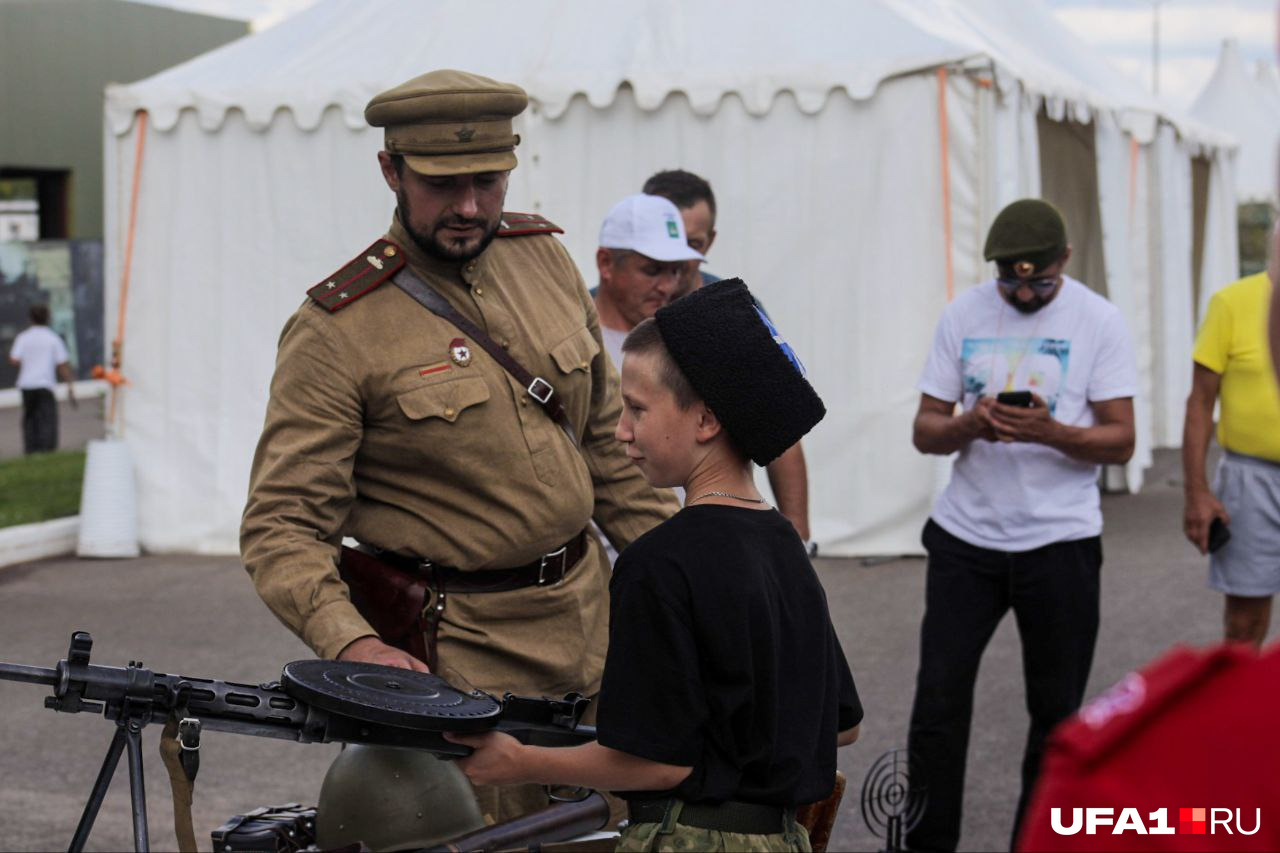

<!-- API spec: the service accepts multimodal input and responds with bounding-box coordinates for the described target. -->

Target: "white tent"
[1260,60,1280,108]
[1256,60,1280,195]
[1191,40,1280,205]
[103,0,1238,557]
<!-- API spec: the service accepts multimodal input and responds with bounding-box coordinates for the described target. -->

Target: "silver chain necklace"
[688,491,768,505]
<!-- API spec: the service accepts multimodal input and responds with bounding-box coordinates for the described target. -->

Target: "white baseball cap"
[598,194,706,263]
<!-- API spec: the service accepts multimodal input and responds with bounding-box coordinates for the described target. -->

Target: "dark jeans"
[21,388,58,454]
[906,519,1101,852]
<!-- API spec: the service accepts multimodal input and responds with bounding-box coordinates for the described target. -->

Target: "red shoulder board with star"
[496,212,563,237]
[307,239,406,313]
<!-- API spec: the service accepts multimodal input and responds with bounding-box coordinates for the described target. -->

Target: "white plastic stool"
[77,438,140,558]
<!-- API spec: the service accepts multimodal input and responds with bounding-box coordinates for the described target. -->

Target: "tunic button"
[444,407,455,418]
[501,339,510,349]
[474,287,484,296]
[520,395,528,406]
[579,361,588,369]
[466,262,476,272]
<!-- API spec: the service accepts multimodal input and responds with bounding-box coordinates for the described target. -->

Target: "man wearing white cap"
[594,193,705,365]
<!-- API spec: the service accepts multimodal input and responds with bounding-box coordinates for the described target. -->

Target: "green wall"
[0,0,248,239]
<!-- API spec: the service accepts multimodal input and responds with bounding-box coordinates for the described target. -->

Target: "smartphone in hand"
[1208,517,1231,553]
[996,390,1033,407]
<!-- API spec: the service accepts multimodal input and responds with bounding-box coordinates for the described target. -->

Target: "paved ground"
[0,450,1254,851]
[0,396,107,459]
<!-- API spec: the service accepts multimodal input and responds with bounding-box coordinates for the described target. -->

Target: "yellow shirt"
[1192,273,1280,462]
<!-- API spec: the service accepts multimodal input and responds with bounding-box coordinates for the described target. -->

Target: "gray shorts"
[1209,451,1280,597]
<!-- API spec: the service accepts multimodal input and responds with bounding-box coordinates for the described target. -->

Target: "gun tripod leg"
[68,716,150,852]
[69,726,127,852]
[125,717,150,851]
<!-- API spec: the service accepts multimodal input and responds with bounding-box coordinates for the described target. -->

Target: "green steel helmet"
[315,745,485,851]
[983,198,1068,271]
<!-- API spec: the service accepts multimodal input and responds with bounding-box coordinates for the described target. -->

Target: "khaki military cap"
[365,69,528,176]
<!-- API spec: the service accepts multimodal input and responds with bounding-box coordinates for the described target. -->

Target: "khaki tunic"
[241,214,678,698]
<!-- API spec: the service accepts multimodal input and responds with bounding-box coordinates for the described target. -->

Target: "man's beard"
[397,190,500,263]
[1009,293,1052,314]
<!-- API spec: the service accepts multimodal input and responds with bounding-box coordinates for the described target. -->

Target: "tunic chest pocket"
[549,326,600,376]
[548,327,600,430]
[396,376,491,423]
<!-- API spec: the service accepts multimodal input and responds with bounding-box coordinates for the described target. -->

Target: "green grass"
[0,450,85,528]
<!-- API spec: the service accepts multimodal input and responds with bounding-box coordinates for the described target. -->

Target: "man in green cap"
[241,68,677,835]
[906,198,1137,851]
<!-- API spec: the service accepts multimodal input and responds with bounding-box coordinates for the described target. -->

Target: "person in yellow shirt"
[1183,272,1280,647]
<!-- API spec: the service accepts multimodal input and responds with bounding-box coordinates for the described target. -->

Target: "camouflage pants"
[614,801,811,852]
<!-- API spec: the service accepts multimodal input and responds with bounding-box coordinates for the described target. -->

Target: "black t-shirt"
[596,505,862,807]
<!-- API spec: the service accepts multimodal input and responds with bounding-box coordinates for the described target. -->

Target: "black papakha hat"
[654,278,825,466]
[983,198,1068,272]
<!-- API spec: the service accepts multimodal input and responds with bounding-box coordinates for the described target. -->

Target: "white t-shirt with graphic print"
[917,277,1137,552]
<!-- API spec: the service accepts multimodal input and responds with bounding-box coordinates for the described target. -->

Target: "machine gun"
[0,631,598,851]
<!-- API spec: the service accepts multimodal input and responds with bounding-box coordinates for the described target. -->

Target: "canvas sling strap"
[393,268,580,447]
[159,687,202,853]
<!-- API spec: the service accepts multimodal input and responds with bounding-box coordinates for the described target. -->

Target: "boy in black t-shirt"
[448,279,862,851]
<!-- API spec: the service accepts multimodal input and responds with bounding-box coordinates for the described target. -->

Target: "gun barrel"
[0,662,59,687]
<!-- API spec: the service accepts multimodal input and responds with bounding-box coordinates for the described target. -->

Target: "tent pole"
[937,68,954,303]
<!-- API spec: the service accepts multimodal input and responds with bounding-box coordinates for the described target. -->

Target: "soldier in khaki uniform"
[240,69,677,832]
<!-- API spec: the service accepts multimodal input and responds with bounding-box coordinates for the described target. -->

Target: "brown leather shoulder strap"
[392,268,579,447]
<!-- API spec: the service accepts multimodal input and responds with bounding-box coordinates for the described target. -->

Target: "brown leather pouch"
[337,546,435,667]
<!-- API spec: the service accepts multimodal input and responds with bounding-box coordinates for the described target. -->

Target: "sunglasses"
[997,275,1060,295]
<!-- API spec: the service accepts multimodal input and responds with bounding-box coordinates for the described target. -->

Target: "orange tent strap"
[116,110,147,351]
[107,110,147,429]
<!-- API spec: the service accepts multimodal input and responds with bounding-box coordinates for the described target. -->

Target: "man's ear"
[704,228,717,255]
[377,151,400,192]
[695,403,724,444]
[1060,245,1073,267]
[596,248,615,286]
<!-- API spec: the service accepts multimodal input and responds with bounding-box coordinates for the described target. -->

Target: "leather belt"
[373,530,588,592]
[626,799,793,835]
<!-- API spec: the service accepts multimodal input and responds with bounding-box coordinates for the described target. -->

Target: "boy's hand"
[445,731,528,786]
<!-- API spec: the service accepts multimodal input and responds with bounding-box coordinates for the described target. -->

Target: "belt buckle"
[538,544,568,586]
[528,377,554,404]
[177,717,201,751]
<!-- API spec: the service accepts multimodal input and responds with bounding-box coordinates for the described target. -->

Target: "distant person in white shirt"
[905,199,1137,852]
[8,304,73,454]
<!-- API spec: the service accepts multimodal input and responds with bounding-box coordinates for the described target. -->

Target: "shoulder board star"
[306,239,405,312]
[496,211,563,238]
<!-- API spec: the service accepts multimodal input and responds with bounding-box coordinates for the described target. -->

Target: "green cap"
[983,199,1068,272]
